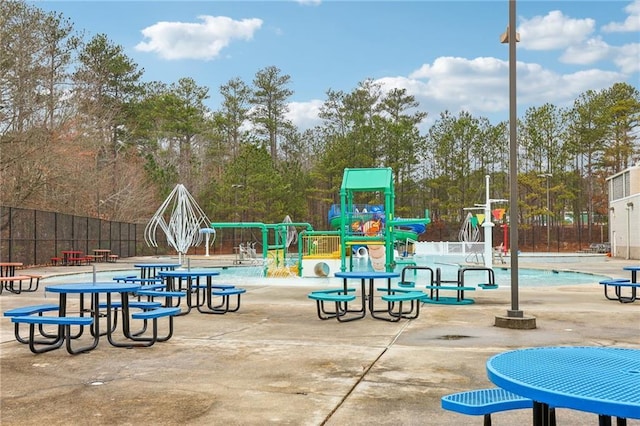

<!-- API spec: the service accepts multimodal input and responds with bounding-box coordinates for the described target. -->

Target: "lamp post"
[538,173,552,252]
[501,0,521,317]
[495,0,536,329]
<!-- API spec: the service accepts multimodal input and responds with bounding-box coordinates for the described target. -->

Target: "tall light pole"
[496,0,535,329]
[502,0,520,317]
[539,173,552,252]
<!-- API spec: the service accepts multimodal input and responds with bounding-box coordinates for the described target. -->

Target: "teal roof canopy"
[340,168,393,192]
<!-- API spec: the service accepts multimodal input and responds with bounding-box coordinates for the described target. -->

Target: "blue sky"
[34,0,640,130]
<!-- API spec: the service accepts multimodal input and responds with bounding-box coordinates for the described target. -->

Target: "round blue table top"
[487,346,640,419]
[158,269,221,278]
[334,271,400,279]
[133,263,182,268]
[45,282,140,293]
[622,266,640,271]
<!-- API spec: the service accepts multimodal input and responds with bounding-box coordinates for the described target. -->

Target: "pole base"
[494,313,537,329]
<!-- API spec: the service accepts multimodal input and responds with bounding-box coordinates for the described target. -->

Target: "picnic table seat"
[308,288,359,322]
[136,289,189,315]
[208,287,246,314]
[4,304,60,343]
[109,307,181,348]
[67,256,91,266]
[192,283,235,307]
[441,387,557,426]
[378,291,423,321]
[460,266,498,289]
[10,315,97,355]
[599,278,639,303]
[1,274,42,294]
[97,300,162,335]
[420,268,475,305]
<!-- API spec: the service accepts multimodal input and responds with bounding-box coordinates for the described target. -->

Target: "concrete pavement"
[1,254,639,425]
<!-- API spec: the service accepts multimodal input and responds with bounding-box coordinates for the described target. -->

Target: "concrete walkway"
[1,255,638,425]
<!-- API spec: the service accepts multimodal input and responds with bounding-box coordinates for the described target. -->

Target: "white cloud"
[518,10,595,51]
[519,67,624,107]
[287,54,628,132]
[388,57,624,121]
[281,6,638,132]
[406,56,513,114]
[560,39,640,74]
[602,0,640,32]
[560,37,611,64]
[294,0,321,5]
[614,43,640,74]
[135,15,263,60]
[286,100,323,130]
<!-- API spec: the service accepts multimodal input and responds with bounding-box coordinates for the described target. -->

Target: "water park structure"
[208,219,313,276]
[333,167,430,272]
[209,168,431,277]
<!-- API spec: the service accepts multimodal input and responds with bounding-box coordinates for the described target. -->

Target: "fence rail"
[0,206,165,266]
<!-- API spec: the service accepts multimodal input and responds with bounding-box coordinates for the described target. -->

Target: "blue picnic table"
[487,346,640,425]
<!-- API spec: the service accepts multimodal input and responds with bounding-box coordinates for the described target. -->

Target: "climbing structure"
[338,168,430,272]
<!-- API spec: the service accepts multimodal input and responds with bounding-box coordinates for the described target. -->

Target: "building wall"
[608,165,640,260]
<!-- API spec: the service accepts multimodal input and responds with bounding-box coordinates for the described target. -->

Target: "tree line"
[1,1,639,245]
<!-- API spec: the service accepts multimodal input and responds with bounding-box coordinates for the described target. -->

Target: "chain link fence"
[0,206,167,266]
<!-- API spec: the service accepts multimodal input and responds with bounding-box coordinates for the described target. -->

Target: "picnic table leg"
[616,286,637,303]
[369,278,391,314]
[336,278,365,320]
[598,415,612,426]
[108,292,155,348]
[27,323,65,353]
[596,416,628,426]
[532,401,554,426]
[64,293,99,354]
[342,278,365,315]
[199,277,228,312]
[603,283,618,300]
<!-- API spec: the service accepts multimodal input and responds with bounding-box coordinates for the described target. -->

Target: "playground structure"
[207,168,431,277]
[328,204,427,257]
[208,220,313,276]
[335,168,430,273]
[211,168,430,276]
[461,175,508,269]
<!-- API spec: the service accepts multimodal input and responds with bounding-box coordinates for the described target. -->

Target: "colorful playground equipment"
[335,168,430,273]
[208,168,431,277]
[461,175,508,269]
[328,204,426,258]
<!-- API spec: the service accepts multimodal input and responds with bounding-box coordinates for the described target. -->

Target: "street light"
[538,173,552,252]
[501,0,523,320]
